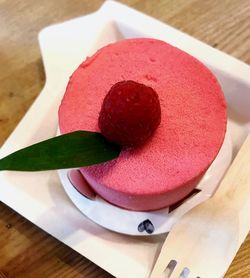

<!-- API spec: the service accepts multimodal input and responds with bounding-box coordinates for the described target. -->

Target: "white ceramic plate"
[0,1,250,277]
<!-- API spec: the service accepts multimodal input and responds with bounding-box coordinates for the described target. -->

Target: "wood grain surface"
[0,0,249,277]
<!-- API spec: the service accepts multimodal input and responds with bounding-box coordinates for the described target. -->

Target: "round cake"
[59,38,227,211]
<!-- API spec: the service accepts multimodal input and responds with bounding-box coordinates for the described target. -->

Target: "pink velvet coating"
[59,38,227,211]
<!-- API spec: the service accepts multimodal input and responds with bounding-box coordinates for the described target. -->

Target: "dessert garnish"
[99,80,161,146]
[0,131,121,171]
[0,81,161,171]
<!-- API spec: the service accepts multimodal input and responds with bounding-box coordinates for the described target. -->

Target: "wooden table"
[0,0,249,277]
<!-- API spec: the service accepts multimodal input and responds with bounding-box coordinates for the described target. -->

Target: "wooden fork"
[150,135,250,278]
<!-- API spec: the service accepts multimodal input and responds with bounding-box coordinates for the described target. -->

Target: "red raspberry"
[98,80,161,146]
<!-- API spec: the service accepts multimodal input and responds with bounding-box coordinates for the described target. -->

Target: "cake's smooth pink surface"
[59,38,227,211]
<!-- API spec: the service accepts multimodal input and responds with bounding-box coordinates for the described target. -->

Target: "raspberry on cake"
[98,80,161,147]
[59,38,227,211]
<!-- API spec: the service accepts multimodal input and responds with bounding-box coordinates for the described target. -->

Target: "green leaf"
[0,131,121,171]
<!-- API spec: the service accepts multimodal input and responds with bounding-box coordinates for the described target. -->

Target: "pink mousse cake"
[59,38,227,211]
